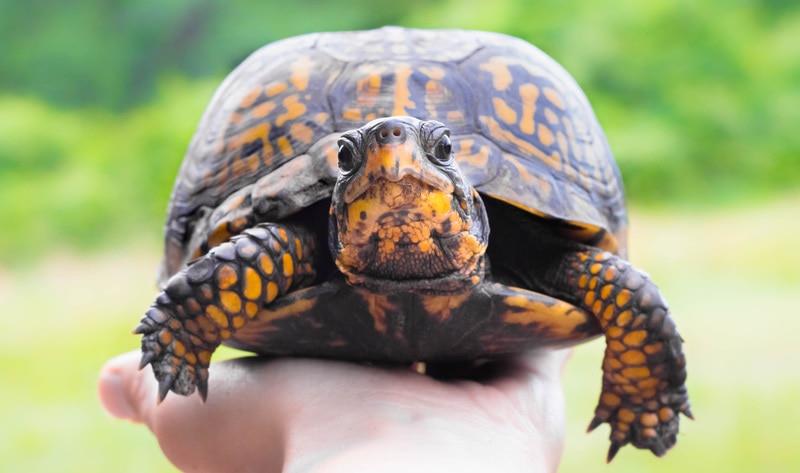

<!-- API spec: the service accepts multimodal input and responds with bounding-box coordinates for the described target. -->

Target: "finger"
[98,351,158,424]
[98,352,285,472]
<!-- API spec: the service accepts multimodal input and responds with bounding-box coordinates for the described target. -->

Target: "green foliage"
[1,0,799,263]
[0,79,217,264]
[0,0,425,109]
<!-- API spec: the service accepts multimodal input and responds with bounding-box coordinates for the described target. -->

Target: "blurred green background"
[1,0,798,471]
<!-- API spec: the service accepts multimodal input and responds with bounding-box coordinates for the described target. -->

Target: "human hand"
[98,349,571,473]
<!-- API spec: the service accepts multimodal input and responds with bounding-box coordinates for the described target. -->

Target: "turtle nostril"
[376,120,406,144]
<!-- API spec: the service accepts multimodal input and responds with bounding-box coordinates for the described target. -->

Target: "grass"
[1,195,799,472]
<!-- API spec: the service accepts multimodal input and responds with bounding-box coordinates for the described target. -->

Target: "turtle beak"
[343,119,453,204]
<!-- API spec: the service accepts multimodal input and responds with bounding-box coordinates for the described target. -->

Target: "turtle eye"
[337,141,360,175]
[430,134,453,165]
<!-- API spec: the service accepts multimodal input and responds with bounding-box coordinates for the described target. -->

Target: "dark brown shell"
[165,27,627,271]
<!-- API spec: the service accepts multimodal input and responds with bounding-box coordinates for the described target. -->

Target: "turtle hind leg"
[551,249,690,461]
[135,223,317,401]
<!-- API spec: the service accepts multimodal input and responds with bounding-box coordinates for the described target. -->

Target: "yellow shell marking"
[538,123,554,147]
[392,64,416,115]
[289,56,313,91]
[543,86,565,110]
[421,293,470,322]
[502,295,590,338]
[289,122,314,144]
[447,110,465,122]
[275,95,307,127]
[492,97,517,125]
[479,57,513,91]
[256,298,315,325]
[358,290,396,334]
[277,136,294,157]
[518,83,540,135]
[481,116,560,170]
[456,139,490,168]
[228,123,270,151]
[239,88,261,108]
[342,108,362,121]
[265,81,288,97]
[251,101,277,119]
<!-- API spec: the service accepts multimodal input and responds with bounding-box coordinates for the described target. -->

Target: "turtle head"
[329,116,489,291]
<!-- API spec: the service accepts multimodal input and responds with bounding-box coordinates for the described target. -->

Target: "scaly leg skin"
[135,223,316,401]
[554,249,691,461]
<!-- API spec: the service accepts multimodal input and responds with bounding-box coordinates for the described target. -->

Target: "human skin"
[98,349,570,473]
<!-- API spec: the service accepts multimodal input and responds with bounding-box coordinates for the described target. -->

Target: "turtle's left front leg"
[546,248,691,460]
[134,223,316,401]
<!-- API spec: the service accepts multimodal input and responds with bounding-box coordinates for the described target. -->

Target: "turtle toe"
[137,304,212,402]
[591,382,690,461]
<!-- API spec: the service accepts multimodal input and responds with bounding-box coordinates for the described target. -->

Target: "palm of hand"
[99,350,570,473]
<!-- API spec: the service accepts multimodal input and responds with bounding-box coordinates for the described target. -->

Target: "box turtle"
[135,27,691,461]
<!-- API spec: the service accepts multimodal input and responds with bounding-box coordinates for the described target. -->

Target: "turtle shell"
[164,27,627,276]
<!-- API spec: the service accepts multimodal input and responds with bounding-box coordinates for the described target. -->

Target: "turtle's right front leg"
[135,223,316,401]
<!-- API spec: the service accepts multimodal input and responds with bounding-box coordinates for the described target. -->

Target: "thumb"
[98,351,286,472]
[98,351,158,425]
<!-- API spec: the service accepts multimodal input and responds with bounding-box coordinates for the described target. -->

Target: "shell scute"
[460,41,625,234]
[173,41,340,217]
[329,60,474,135]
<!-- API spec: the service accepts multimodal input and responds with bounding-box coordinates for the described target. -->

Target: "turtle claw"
[139,351,157,369]
[606,442,623,463]
[197,376,208,402]
[682,405,694,420]
[158,374,175,403]
[133,321,154,335]
[589,379,687,461]
[649,438,667,457]
[137,302,214,402]
[587,415,604,433]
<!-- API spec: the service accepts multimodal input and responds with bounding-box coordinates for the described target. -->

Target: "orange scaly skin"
[135,223,316,400]
[555,249,691,461]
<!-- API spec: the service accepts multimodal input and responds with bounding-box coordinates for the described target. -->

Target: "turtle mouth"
[336,220,483,278]
[352,230,480,279]
[336,230,486,292]
[334,176,486,288]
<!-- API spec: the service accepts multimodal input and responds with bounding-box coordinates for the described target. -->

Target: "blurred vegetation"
[1,0,799,265]
[0,79,215,263]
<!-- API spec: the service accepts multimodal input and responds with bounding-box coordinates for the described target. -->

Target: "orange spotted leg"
[134,223,316,401]
[550,249,691,461]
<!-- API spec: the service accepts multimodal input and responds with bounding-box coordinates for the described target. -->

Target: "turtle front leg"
[135,223,316,401]
[551,249,691,461]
